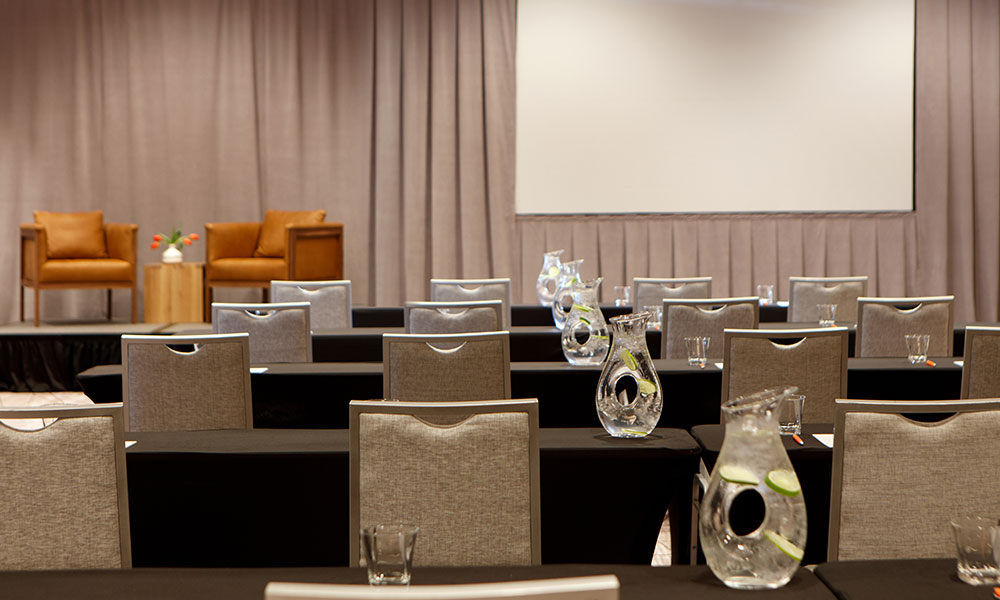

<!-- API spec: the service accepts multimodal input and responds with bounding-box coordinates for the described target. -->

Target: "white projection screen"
[515,0,915,215]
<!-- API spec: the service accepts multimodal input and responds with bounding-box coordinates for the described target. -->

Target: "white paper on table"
[714,362,724,369]
[125,440,137,448]
[954,360,964,367]
[813,434,834,448]
[250,367,268,374]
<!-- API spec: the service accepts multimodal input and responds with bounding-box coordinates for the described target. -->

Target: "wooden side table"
[144,262,205,322]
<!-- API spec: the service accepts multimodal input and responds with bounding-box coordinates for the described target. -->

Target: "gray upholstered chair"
[661,297,759,360]
[722,327,849,423]
[212,302,312,363]
[404,300,504,335]
[855,296,954,358]
[632,277,712,314]
[270,280,352,330]
[829,398,1000,561]
[960,325,1000,398]
[266,576,619,600]
[383,332,511,402]
[349,399,541,566]
[121,333,253,432]
[0,404,131,569]
[787,276,868,323]
[430,278,512,330]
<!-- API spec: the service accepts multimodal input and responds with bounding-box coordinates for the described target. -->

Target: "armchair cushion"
[254,209,325,258]
[39,259,134,283]
[34,210,108,259]
[208,257,287,281]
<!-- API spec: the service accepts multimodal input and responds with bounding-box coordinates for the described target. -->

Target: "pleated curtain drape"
[1,0,999,324]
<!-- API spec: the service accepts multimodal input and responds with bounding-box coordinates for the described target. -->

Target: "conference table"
[78,357,963,430]
[123,428,700,567]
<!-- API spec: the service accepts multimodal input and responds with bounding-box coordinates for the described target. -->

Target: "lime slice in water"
[718,464,759,486]
[579,316,591,325]
[764,530,804,562]
[572,303,593,312]
[548,266,560,277]
[637,379,657,395]
[765,469,801,497]
[620,349,638,370]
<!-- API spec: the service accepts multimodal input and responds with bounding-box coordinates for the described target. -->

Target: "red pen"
[925,359,936,367]
[792,433,804,446]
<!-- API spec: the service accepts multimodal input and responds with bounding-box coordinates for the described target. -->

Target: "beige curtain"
[1,0,998,324]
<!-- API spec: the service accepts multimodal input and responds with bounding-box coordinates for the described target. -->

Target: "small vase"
[700,386,807,590]
[535,249,565,306]
[161,243,183,264]
[551,259,584,330]
[560,277,610,366]
[595,311,662,438]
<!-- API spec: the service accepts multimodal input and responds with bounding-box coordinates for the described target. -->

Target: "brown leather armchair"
[204,210,343,320]
[20,210,138,326]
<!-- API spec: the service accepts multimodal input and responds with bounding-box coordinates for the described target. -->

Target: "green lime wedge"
[620,349,638,370]
[764,530,804,562]
[579,316,591,325]
[572,303,593,312]
[765,469,801,497]
[718,464,759,486]
[592,335,608,340]
[621,428,649,436]
[637,379,657,395]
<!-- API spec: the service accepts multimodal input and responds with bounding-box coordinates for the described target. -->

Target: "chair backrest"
[661,297,759,359]
[722,327,849,423]
[829,398,1000,561]
[430,278,512,329]
[383,332,511,402]
[632,277,712,313]
[404,300,504,335]
[121,333,253,432]
[349,399,541,567]
[266,576,620,600]
[212,302,312,363]
[961,326,1000,398]
[787,276,868,323]
[856,296,954,357]
[0,404,131,569]
[270,280,352,329]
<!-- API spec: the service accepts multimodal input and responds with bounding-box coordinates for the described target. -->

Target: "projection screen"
[515,0,915,214]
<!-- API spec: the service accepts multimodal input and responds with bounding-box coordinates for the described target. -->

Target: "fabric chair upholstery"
[204,211,343,321]
[20,211,138,326]
[430,278,512,330]
[632,277,712,314]
[271,280,353,330]
[856,296,954,357]
[405,300,504,335]
[212,302,312,363]
[349,399,541,566]
[829,398,1000,560]
[787,276,868,323]
[121,333,253,432]
[960,326,1000,398]
[0,404,131,569]
[661,297,759,359]
[722,327,849,423]
[383,332,511,402]
[266,576,620,600]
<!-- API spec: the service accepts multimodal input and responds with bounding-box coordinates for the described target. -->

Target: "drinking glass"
[904,334,930,365]
[642,305,662,331]
[613,286,631,307]
[817,304,837,327]
[756,284,775,306]
[684,336,710,367]
[361,523,419,585]
[777,394,804,436]
[951,516,1000,585]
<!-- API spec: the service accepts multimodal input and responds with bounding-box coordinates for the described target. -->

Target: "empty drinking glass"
[361,523,419,585]
[817,304,837,327]
[684,336,710,368]
[613,286,631,307]
[951,516,1000,585]
[642,305,662,331]
[904,334,930,365]
[777,394,805,436]
[756,284,775,307]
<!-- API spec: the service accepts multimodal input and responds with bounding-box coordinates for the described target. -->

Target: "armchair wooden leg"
[131,285,137,323]
[204,285,213,322]
[34,289,40,327]
[19,286,24,323]
[107,289,113,321]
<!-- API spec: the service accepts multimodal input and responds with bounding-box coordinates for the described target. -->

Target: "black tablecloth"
[815,558,981,599]
[79,358,963,431]
[0,564,833,600]
[691,424,833,566]
[124,428,700,567]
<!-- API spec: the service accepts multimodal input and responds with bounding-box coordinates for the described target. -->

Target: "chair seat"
[208,257,287,281]
[38,258,134,283]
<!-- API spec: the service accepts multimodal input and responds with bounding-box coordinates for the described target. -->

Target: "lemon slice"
[765,469,801,497]
[548,266,560,277]
[764,530,804,562]
[572,303,593,312]
[620,349,638,370]
[637,379,657,395]
[718,464,759,486]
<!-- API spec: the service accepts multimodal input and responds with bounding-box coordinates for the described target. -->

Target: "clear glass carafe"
[535,249,565,306]
[560,277,610,366]
[700,386,807,590]
[595,312,662,438]
[551,259,584,330]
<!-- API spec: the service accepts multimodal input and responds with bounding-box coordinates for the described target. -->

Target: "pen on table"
[791,433,804,446]
[925,359,936,367]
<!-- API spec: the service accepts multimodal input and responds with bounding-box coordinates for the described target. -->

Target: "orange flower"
[151,242,160,249]
[153,234,162,242]
[189,233,200,241]
[183,237,192,246]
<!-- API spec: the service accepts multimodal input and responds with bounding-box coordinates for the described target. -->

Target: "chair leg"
[262,287,269,303]
[34,289,40,327]
[131,285,137,323]
[107,289,113,321]
[204,286,213,322]
[19,286,24,323]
